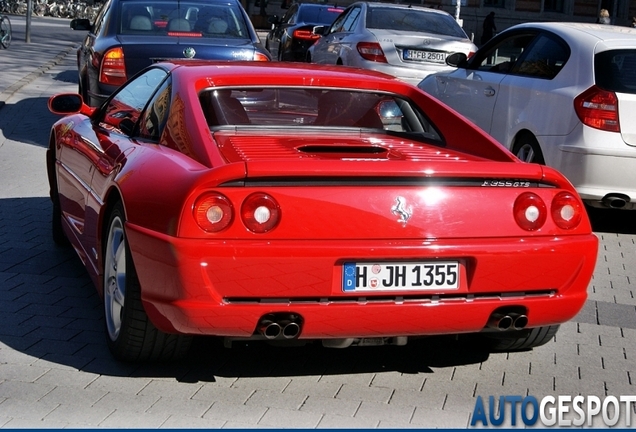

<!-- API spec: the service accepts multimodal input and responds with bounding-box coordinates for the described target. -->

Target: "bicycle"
[0,14,11,49]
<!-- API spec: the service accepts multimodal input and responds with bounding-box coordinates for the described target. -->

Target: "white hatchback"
[418,22,636,210]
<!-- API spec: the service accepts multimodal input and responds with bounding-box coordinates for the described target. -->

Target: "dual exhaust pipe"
[257,313,302,340]
[487,309,528,331]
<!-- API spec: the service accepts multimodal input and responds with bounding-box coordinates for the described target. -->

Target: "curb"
[0,44,77,111]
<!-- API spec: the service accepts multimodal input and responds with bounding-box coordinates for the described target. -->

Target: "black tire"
[512,134,545,164]
[484,325,560,352]
[103,202,192,362]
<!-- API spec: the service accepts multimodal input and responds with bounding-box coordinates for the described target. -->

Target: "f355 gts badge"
[391,196,412,225]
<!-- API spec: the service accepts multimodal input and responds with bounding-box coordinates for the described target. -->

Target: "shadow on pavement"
[0,196,491,383]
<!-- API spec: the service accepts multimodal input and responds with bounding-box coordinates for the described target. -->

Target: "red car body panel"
[48,61,598,344]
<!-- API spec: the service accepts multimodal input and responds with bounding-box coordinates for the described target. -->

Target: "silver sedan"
[307,1,477,86]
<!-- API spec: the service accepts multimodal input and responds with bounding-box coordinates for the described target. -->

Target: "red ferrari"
[47,61,598,362]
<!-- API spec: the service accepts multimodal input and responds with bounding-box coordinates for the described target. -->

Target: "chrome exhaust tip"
[260,322,282,339]
[513,314,528,330]
[602,193,630,209]
[488,313,513,331]
[282,322,300,339]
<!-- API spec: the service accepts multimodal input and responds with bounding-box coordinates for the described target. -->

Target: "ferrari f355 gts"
[47,61,598,361]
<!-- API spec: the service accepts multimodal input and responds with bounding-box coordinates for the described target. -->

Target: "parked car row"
[264,5,636,212]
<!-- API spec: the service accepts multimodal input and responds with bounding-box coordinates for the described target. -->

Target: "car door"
[431,31,539,135]
[311,5,361,65]
[490,31,571,147]
[82,67,169,273]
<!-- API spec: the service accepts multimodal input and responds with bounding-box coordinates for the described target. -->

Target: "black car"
[265,3,343,62]
[70,0,271,106]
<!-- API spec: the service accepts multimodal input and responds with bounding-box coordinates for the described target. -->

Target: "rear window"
[199,87,442,143]
[595,50,636,94]
[366,7,467,38]
[297,6,343,25]
[119,1,249,38]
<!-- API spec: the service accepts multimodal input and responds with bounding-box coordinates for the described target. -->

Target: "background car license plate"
[403,49,446,64]
[343,261,459,292]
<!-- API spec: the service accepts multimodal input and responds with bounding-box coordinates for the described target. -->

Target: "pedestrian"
[597,9,610,24]
[481,11,496,45]
[631,16,636,27]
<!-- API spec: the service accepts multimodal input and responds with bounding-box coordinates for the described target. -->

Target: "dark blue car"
[265,3,343,62]
[71,0,271,106]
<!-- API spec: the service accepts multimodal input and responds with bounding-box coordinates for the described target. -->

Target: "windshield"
[119,1,249,38]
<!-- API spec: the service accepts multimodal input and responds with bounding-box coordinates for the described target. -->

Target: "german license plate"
[403,49,447,64]
[343,261,459,292]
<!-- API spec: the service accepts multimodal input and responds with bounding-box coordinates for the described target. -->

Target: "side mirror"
[70,18,92,31]
[312,25,327,36]
[48,94,83,114]
[48,94,95,116]
[446,52,468,68]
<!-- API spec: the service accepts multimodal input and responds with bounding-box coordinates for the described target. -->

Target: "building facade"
[418,0,636,45]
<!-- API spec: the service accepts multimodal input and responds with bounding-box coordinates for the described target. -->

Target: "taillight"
[574,85,620,132]
[293,29,319,41]
[241,193,280,233]
[551,191,583,230]
[193,193,233,233]
[99,47,127,86]
[513,192,547,231]
[254,52,270,61]
[357,42,387,63]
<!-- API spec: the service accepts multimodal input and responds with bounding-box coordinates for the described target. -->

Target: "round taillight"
[241,193,280,233]
[193,193,233,233]
[513,192,547,231]
[551,191,583,230]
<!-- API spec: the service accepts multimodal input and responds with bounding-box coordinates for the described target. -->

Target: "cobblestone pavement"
[0,16,635,429]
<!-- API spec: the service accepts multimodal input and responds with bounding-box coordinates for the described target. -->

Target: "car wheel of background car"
[103,201,192,362]
[483,325,560,351]
[512,133,545,164]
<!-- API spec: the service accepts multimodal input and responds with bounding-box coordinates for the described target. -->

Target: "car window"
[595,49,636,94]
[92,0,111,34]
[366,7,466,38]
[102,68,168,133]
[281,4,297,24]
[137,78,172,141]
[328,7,350,34]
[510,33,569,79]
[118,1,249,38]
[471,33,536,74]
[199,87,442,143]
[328,6,360,34]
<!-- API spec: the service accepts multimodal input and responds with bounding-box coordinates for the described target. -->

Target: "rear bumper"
[126,223,597,338]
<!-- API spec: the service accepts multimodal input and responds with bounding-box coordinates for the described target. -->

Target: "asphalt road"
[0,15,635,429]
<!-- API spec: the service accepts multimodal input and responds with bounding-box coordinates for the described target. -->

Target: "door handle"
[484,87,495,97]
